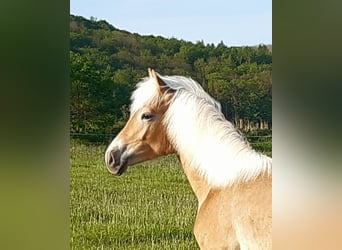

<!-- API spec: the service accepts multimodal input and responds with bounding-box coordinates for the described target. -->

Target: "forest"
[70,15,272,135]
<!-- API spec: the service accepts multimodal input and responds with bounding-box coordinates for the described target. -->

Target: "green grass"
[70,137,271,249]
[70,142,198,249]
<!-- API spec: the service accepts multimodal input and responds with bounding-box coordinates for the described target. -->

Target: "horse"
[105,69,272,250]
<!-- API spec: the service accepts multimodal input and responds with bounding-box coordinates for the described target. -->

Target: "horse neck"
[178,154,212,206]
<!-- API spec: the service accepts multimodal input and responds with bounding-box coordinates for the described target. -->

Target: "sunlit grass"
[70,142,198,249]
[70,136,271,249]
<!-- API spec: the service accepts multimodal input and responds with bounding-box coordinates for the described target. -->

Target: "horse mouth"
[116,161,129,176]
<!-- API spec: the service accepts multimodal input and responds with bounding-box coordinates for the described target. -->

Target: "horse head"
[105,69,175,175]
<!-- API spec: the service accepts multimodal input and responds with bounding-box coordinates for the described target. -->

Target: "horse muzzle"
[105,146,129,176]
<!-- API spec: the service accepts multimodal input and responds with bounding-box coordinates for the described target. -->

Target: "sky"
[70,0,272,46]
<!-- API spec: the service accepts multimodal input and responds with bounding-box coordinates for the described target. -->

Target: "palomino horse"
[105,69,272,250]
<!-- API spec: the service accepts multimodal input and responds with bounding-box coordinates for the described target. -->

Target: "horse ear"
[148,68,167,94]
[148,68,153,78]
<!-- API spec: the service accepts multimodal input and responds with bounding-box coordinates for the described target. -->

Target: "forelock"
[130,77,160,116]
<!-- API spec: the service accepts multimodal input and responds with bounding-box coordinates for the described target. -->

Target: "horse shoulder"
[230,174,272,249]
[194,187,239,249]
[194,175,272,249]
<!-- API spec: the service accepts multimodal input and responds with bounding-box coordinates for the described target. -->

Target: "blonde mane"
[131,74,272,187]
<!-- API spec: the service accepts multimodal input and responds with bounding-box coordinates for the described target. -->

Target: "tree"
[69,14,272,134]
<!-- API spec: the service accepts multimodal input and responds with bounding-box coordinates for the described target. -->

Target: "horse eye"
[141,113,154,121]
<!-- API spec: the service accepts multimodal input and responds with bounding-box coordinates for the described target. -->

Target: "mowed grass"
[70,137,271,249]
[70,141,198,249]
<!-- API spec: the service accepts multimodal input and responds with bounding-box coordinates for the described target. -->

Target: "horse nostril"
[108,150,121,167]
[108,152,114,166]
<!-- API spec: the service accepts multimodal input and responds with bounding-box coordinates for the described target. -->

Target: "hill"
[70,14,272,135]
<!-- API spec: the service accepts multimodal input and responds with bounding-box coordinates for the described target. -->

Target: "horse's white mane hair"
[131,73,272,187]
[130,74,221,115]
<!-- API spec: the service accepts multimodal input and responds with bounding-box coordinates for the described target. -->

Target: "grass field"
[71,141,198,249]
[70,136,271,249]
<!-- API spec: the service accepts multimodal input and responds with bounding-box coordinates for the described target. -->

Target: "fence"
[70,132,272,154]
[70,133,116,144]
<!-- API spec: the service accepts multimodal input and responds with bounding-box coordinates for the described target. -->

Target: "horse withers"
[105,69,272,250]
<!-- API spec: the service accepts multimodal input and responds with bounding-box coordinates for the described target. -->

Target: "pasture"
[70,135,271,249]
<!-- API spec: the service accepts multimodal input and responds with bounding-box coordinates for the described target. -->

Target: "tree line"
[70,14,272,134]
